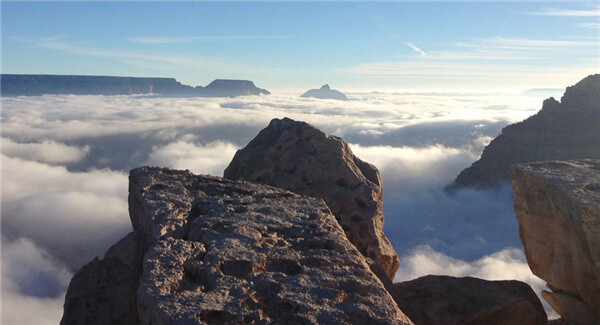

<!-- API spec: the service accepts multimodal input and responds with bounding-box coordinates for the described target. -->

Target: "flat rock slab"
[131,167,412,324]
[391,275,547,325]
[511,159,600,325]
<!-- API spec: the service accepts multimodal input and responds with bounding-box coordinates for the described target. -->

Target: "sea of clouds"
[1,91,556,323]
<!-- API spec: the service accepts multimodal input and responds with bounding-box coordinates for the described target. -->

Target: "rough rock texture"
[0,74,270,97]
[61,232,139,324]
[300,84,348,100]
[390,275,547,325]
[450,74,600,189]
[62,167,412,324]
[224,118,399,280]
[511,160,600,325]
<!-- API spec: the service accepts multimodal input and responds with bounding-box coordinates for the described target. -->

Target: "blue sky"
[2,1,599,92]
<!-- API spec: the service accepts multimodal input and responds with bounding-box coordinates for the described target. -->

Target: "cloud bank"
[1,92,552,321]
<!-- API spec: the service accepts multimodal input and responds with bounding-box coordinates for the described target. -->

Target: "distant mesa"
[0,74,270,98]
[300,84,348,100]
[201,79,270,97]
[448,74,600,190]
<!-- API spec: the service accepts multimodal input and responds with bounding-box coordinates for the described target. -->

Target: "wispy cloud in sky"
[16,37,209,69]
[405,42,427,56]
[129,35,300,44]
[529,6,600,17]
[341,36,598,91]
[576,22,600,29]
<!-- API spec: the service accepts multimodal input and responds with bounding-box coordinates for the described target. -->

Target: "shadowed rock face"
[0,74,270,97]
[511,160,600,325]
[450,74,600,190]
[390,275,547,325]
[61,233,139,324]
[224,118,400,280]
[62,167,413,324]
[300,84,348,100]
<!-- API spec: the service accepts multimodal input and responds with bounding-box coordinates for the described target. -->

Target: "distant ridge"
[448,74,600,190]
[0,74,270,97]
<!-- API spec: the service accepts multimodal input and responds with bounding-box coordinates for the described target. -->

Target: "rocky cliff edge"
[511,159,600,325]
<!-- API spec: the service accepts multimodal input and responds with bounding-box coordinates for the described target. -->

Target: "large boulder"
[224,118,399,280]
[390,275,547,325]
[511,160,600,324]
[450,74,600,189]
[62,167,413,324]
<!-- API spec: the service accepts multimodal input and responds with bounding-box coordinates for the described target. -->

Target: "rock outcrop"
[224,118,399,280]
[511,160,600,325]
[450,74,600,189]
[62,167,413,324]
[61,232,139,324]
[300,84,348,100]
[390,275,547,325]
[0,74,270,97]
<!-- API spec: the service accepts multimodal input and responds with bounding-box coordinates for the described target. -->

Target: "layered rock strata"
[224,118,399,280]
[62,167,413,324]
[450,74,600,189]
[390,275,547,325]
[511,160,600,325]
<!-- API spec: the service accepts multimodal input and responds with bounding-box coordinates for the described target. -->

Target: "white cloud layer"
[2,238,72,325]
[0,92,556,320]
[1,155,130,269]
[2,137,90,164]
[146,140,239,176]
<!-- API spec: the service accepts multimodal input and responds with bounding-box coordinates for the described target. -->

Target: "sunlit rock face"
[300,84,348,100]
[390,275,547,325]
[224,117,400,281]
[450,74,600,190]
[62,167,413,324]
[511,160,600,325]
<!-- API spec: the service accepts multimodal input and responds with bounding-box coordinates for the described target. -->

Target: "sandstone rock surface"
[450,74,600,189]
[224,118,399,280]
[300,84,348,100]
[390,275,547,325]
[511,160,600,325]
[62,167,412,324]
